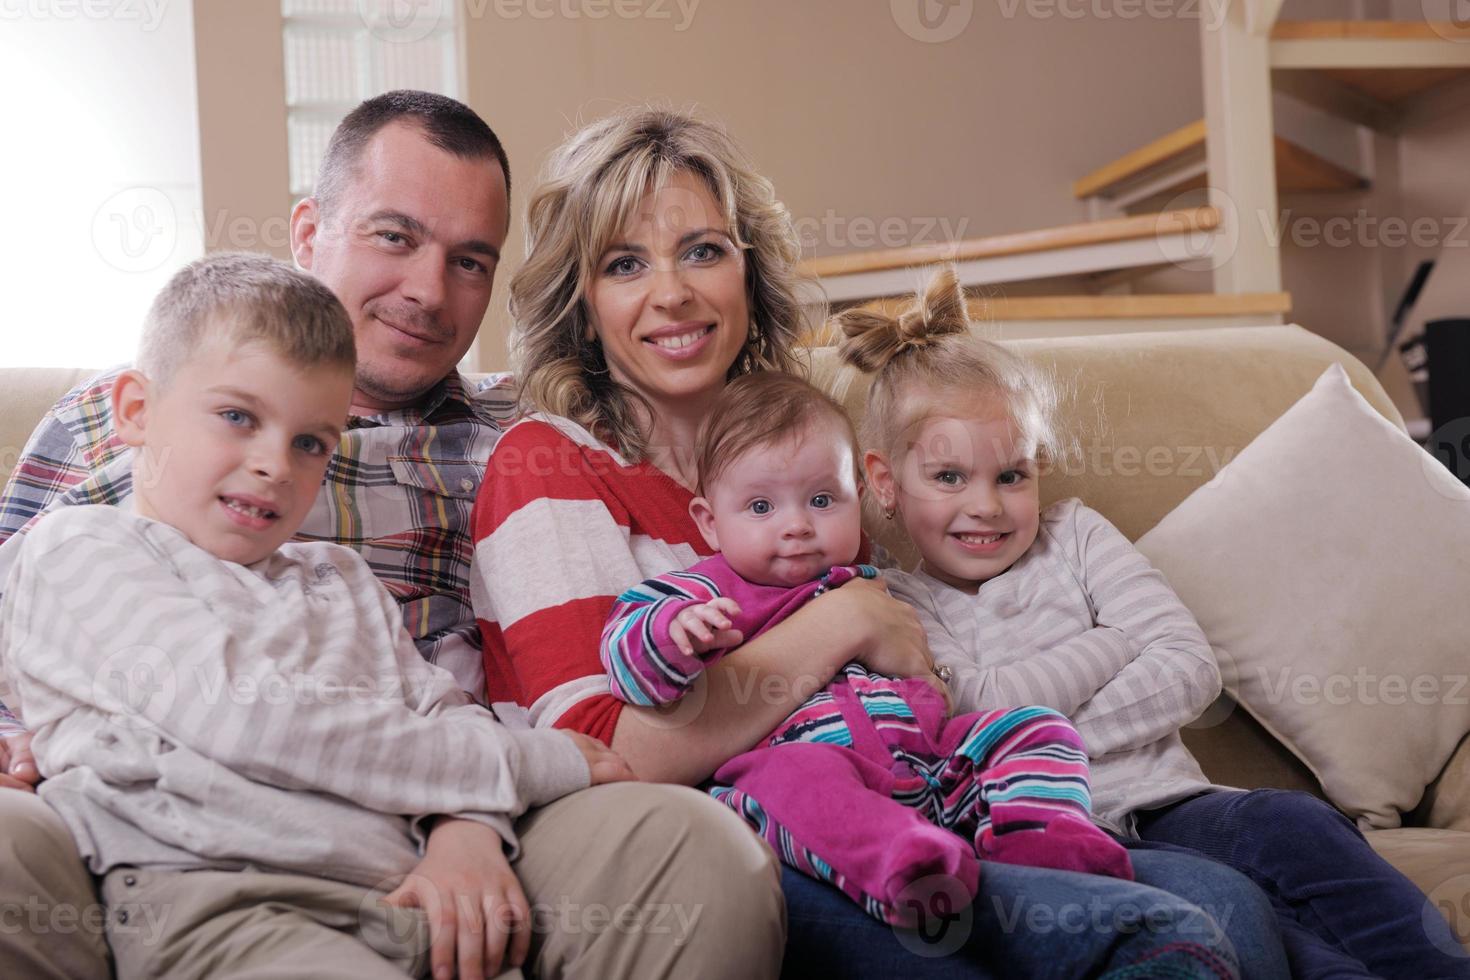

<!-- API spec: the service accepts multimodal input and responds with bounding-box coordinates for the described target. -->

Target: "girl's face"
[584,170,751,416]
[867,403,1041,594]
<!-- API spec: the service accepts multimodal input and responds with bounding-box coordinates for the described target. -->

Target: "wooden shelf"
[1073,121,1207,201]
[1073,119,1366,201]
[1314,66,1470,104]
[799,207,1218,279]
[859,291,1293,322]
[1271,21,1470,42]
[1271,20,1470,69]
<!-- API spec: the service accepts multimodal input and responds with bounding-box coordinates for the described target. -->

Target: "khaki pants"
[0,783,785,979]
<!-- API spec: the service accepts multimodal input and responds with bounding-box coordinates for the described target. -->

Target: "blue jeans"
[1137,789,1470,980]
[1125,844,1288,980]
[780,857,1248,979]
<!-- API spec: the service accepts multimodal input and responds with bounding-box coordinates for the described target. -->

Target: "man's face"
[291,121,509,412]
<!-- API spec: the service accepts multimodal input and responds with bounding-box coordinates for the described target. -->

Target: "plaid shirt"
[0,366,517,733]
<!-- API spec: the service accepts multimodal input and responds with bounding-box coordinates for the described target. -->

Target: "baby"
[599,371,1131,925]
[0,253,630,980]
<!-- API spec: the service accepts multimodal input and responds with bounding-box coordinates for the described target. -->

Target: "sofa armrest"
[0,368,100,490]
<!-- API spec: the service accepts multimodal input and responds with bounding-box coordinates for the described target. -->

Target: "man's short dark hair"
[314,89,511,217]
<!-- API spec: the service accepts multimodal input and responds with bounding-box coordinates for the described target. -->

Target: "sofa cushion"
[1135,364,1470,830]
[0,367,98,491]
[1364,827,1470,953]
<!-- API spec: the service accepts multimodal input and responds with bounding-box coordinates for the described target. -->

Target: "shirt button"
[123,875,137,887]
[459,478,474,493]
[117,910,129,924]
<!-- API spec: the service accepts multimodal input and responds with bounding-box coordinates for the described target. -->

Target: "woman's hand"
[385,818,530,980]
[565,731,638,784]
[819,577,935,680]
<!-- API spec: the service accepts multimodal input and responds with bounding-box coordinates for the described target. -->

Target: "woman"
[469,107,1285,978]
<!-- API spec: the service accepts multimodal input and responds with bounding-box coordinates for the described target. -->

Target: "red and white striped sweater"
[469,415,714,742]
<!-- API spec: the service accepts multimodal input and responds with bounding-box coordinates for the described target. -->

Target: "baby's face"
[697,417,863,588]
[127,337,353,565]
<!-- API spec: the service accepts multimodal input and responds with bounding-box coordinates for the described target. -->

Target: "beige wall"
[192,0,292,262]
[463,0,1206,369]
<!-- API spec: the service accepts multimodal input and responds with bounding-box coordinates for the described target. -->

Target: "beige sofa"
[3,324,1468,951]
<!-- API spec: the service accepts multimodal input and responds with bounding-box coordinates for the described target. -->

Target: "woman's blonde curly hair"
[508,107,813,460]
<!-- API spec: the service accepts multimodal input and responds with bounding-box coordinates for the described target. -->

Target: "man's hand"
[0,731,39,793]
[564,731,637,785]
[384,818,529,980]
[667,597,743,656]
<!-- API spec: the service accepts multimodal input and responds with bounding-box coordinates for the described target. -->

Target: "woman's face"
[585,170,751,417]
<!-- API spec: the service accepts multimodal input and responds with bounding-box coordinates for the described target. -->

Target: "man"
[0,90,783,980]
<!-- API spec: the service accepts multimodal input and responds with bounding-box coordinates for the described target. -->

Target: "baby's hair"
[834,266,1059,465]
[695,372,861,496]
[138,252,356,390]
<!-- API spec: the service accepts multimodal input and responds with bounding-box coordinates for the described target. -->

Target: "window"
[282,0,461,199]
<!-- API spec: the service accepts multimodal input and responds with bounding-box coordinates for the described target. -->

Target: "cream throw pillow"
[1135,364,1470,829]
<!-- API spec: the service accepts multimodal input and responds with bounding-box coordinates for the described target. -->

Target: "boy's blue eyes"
[811,494,832,509]
[749,500,772,515]
[217,410,330,455]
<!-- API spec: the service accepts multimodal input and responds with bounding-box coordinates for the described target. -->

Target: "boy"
[599,372,1131,927]
[0,253,631,979]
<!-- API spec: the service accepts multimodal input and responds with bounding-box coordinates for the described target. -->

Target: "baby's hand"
[668,597,744,657]
[564,731,638,784]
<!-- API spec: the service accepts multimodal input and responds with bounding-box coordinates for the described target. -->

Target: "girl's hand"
[668,598,744,656]
[565,731,638,784]
[819,577,935,680]
[385,818,529,980]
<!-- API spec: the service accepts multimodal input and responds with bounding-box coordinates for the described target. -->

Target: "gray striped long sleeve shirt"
[0,505,589,886]
[886,498,1224,833]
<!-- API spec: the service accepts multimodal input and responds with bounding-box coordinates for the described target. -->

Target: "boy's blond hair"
[138,252,355,388]
[695,372,861,496]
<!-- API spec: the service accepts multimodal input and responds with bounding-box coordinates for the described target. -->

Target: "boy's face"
[114,336,354,566]
[691,416,863,588]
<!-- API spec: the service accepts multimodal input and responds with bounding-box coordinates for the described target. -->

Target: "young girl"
[598,372,1139,929]
[843,266,1470,980]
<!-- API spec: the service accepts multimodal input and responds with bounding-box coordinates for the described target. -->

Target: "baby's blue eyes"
[294,435,327,456]
[220,409,250,426]
[810,494,832,509]
[749,500,772,515]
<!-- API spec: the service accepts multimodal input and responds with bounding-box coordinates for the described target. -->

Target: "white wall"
[0,0,204,369]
